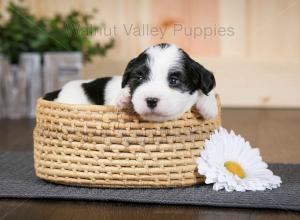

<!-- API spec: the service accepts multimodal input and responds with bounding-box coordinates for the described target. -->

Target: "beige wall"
[2,0,300,59]
[1,0,300,107]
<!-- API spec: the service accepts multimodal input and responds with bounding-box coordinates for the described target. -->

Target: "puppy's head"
[121,43,215,121]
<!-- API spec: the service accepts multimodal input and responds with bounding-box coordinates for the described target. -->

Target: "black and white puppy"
[44,43,218,121]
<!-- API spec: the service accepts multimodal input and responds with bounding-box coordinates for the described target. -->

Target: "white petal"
[196,127,282,192]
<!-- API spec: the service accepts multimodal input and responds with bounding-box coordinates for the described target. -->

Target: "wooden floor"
[0,108,299,219]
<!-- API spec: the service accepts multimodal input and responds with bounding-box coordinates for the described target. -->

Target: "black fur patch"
[82,77,112,105]
[180,49,216,95]
[155,43,170,49]
[43,90,61,101]
[121,52,150,95]
[167,70,190,93]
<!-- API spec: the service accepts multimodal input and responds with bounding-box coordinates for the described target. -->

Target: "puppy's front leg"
[116,87,131,109]
[196,90,218,119]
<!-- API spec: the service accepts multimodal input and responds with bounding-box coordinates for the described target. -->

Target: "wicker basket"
[34,96,221,188]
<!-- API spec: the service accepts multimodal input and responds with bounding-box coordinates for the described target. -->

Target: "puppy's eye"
[135,72,144,81]
[169,74,180,86]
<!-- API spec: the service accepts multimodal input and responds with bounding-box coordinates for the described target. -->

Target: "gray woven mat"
[0,152,299,211]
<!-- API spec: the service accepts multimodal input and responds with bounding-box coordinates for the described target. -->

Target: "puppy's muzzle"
[146,97,159,109]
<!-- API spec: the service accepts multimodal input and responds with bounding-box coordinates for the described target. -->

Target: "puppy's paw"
[116,87,131,109]
[196,95,218,120]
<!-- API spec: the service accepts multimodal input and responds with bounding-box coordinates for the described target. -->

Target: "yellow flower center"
[224,161,246,179]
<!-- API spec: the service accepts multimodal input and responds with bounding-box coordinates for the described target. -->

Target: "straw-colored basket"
[34,95,221,188]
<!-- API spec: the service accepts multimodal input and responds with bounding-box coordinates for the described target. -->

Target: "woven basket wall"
[34,96,221,188]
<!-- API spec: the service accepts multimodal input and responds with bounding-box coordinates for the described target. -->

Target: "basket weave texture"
[34,96,221,188]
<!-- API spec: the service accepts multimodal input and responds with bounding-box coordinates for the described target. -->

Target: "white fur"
[104,76,122,105]
[146,44,182,80]
[116,87,131,109]
[196,90,218,119]
[55,80,92,104]
[132,82,198,121]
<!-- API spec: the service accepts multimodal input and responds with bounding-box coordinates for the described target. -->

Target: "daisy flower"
[197,127,282,192]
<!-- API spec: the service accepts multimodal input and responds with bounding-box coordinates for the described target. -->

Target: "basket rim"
[37,97,119,111]
[37,94,220,116]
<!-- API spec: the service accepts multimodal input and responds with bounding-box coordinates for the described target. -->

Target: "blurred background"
[0,0,300,117]
[0,0,299,162]
[0,0,300,119]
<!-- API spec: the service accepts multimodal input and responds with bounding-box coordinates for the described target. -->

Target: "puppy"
[44,43,218,121]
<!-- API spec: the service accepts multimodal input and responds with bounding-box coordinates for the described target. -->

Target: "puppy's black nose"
[146,97,159,109]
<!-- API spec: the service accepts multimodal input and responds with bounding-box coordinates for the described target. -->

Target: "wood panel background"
[1,0,300,107]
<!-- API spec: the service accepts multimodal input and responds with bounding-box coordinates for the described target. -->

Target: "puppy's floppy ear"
[121,58,136,88]
[186,57,216,95]
[121,71,130,88]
